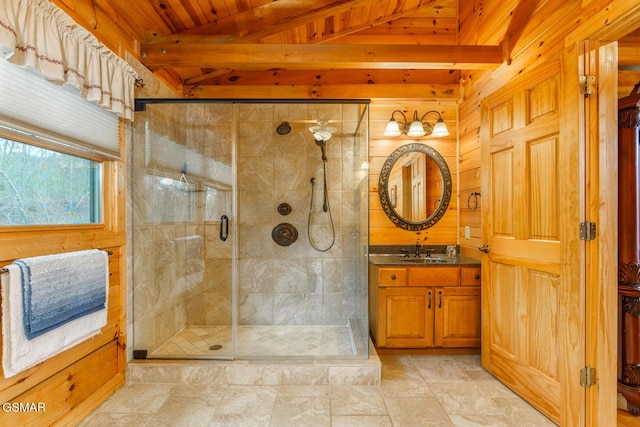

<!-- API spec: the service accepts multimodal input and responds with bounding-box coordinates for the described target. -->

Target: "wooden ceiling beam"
[184,69,460,86]
[181,83,460,100]
[141,43,503,71]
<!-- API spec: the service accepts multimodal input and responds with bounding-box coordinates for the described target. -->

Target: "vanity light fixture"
[383,110,450,138]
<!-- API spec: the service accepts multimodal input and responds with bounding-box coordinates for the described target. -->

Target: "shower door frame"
[132,98,371,361]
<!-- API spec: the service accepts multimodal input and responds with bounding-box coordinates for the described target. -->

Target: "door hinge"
[580,367,596,387]
[579,221,596,240]
[579,75,596,95]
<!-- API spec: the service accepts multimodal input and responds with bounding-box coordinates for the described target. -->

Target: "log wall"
[369,99,459,246]
[0,62,127,423]
[0,247,126,426]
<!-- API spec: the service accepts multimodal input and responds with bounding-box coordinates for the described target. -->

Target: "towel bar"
[0,249,113,273]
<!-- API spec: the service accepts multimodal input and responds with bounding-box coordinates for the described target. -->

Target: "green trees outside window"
[0,138,101,226]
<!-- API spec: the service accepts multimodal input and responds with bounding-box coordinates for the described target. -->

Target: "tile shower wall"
[130,100,224,356]
[128,93,368,355]
[235,103,366,328]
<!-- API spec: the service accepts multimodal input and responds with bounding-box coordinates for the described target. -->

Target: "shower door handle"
[220,215,229,241]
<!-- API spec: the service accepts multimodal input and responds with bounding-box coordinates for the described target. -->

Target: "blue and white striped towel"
[1,249,109,378]
[15,249,108,339]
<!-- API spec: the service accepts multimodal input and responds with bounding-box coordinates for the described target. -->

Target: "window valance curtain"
[0,0,137,121]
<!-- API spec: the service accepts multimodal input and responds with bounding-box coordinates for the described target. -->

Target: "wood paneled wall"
[0,2,129,415]
[52,0,141,60]
[369,100,458,246]
[0,248,125,426]
[458,89,482,259]
[619,29,640,97]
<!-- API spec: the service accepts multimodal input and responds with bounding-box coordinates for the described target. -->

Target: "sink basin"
[370,254,457,265]
[400,257,452,264]
[370,253,457,264]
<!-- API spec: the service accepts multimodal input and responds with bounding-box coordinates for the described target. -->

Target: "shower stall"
[129,100,369,362]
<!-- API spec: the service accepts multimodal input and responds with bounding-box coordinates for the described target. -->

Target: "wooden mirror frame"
[378,142,452,231]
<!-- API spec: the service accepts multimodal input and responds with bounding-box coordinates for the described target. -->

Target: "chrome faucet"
[415,241,421,257]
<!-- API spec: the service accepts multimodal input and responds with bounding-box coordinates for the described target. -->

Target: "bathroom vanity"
[371,142,480,350]
[369,254,481,349]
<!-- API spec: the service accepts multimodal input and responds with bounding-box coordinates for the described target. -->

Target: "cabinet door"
[435,287,481,348]
[378,287,433,348]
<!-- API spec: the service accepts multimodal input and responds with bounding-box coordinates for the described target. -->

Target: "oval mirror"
[378,143,452,231]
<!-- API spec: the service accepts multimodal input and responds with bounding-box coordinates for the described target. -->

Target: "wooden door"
[379,287,433,348]
[411,154,425,221]
[480,59,581,424]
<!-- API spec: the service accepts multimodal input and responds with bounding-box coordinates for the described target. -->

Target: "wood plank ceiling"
[100,0,518,98]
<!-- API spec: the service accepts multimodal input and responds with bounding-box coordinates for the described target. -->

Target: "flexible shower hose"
[308,162,336,252]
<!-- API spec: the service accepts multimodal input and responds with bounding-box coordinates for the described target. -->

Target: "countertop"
[369,254,481,267]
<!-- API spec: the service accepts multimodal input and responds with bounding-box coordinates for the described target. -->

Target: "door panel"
[489,262,517,357]
[481,61,569,424]
[528,270,559,379]
[491,149,514,237]
[528,135,559,240]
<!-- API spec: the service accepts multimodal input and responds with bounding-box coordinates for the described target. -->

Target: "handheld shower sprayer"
[307,121,336,252]
[309,120,335,163]
[316,140,328,162]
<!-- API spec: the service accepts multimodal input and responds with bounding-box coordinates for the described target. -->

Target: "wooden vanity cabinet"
[370,264,481,349]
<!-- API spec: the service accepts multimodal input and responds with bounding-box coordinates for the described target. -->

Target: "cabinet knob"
[475,274,480,280]
[391,274,396,280]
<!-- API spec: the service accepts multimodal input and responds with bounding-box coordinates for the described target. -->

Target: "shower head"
[309,120,336,142]
[276,121,291,135]
[312,130,332,142]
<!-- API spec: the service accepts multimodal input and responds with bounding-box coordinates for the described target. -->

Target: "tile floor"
[152,325,356,358]
[79,354,556,426]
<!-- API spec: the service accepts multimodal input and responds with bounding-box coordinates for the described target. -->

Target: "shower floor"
[151,325,357,358]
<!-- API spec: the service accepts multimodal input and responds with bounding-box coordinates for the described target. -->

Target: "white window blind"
[0,58,120,159]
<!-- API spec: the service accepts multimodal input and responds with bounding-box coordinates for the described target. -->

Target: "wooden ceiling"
[62,0,640,98]
[94,0,510,97]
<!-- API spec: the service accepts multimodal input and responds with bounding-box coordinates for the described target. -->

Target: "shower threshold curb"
[126,340,381,386]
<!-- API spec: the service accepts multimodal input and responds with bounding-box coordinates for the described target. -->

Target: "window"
[0,137,102,226]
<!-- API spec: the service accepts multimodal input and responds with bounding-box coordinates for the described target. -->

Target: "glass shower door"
[233,101,369,360]
[131,101,236,360]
